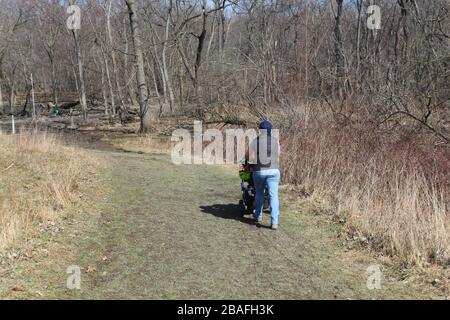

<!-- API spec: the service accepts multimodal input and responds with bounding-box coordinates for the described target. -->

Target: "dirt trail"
[0,135,439,299]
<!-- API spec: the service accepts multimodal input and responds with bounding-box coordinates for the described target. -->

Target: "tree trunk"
[94,46,110,116]
[71,62,80,95]
[100,44,115,117]
[125,0,150,133]
[177,3,208,105]
[0,57,4,113]
[194,10,207,101]
[74,38,88,120]
[69,0,88,121]
[162,3,175,111]
[355,0,362,78]
[147,22,167,104]
[101,62,109,116]
[0,81,3,113]
[123,18,139,108]
[69,0,87,121]
[106,0,123,115]
[334,0,345,98]
[51,59,58,106]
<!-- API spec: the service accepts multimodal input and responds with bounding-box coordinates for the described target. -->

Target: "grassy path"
[0,139,439,299]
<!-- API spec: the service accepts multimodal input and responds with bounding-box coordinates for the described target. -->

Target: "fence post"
[31,73,36,119]
[11,115,15,135]
[70,108,74,128]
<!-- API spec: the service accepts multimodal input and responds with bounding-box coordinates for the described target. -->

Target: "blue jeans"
[253,169,280,225]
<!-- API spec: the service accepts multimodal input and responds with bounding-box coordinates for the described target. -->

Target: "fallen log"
[59,101,80,110]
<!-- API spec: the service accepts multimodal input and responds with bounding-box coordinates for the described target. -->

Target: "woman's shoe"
[271,224,279,230]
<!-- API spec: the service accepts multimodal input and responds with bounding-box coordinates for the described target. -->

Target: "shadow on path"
[200,204,271,229]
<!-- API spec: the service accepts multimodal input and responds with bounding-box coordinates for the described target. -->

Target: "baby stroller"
[239,161,269,217]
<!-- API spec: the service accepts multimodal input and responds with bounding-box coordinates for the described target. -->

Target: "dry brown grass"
[110,134,171,154]
[0,130,95,250]
[281,124,450,266]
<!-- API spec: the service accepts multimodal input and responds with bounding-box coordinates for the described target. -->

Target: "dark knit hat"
[259,120,273,134]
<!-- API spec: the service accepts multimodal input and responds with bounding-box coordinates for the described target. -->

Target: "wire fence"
[0,116,49,135]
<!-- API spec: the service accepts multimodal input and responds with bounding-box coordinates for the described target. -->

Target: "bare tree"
[0,0,446,141]
[125,0,150,133]
[37,0,62,107]
[332,0,345,99]
[68,0,88,121]
[0,1,24,113]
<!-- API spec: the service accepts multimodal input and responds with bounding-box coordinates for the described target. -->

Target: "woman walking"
[249,120,281,230]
